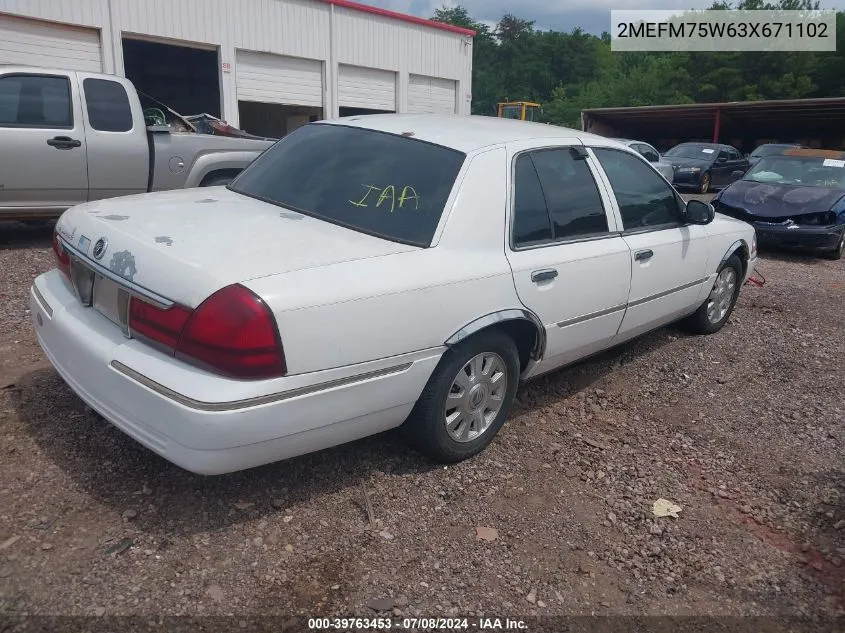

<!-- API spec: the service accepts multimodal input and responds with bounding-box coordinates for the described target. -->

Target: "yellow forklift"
[496,101,542,122]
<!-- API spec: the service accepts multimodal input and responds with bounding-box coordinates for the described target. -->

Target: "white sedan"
[31,115,757,475]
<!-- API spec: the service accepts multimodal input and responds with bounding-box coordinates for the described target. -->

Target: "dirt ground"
[1,210,844,624]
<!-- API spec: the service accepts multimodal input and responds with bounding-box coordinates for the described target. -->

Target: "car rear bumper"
[30,270,441,474]
[753,223,844,252]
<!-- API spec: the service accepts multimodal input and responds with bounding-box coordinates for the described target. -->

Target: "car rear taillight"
[128,285,286,380]
[175,285,286,379]
[129,297,193,350]
[52,230,71,280]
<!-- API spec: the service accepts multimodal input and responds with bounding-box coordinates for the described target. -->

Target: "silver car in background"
[613,138,674,183]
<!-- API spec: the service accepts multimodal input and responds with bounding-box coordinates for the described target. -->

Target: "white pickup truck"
[0,66,275,221]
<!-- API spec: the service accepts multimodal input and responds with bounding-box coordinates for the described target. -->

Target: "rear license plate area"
[70,258,95,306]
[93,274,130,332]
[70,257,130,334]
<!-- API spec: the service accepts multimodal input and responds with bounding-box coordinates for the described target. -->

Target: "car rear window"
[229,124,466,247]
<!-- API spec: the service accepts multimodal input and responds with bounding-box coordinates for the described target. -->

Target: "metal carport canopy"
[581,97,845,144]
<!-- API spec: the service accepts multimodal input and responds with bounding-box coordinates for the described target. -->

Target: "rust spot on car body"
[109,250,137,281]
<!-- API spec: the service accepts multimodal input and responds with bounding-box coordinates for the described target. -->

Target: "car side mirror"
[731,170,745,178]
[685,199,715,225]
[716,156,727,163]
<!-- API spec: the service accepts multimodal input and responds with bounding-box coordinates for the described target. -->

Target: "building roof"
[322,114,618,153]
[316,0,476,37]
[582,97,845,139]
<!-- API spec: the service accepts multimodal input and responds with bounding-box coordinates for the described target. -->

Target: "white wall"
[0,0,473,125]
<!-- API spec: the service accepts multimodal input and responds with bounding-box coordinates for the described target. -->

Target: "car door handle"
[531,268,558,283]
[634,249,654,261]
[46,136,81,149]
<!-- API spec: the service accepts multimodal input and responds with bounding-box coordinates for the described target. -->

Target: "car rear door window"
[83,78,133,132]
[512,153,553,247]
[530,149,608,240]
[593,147,681,231]
[0,74,72,128]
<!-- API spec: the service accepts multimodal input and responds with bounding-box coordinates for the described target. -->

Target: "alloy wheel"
[443,352,508,443]
[706,267,737,324]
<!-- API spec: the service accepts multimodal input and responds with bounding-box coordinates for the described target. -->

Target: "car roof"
[674,142,719,147]
[612,138,655,147]
[319,114,623,153]
[0,65,119,81]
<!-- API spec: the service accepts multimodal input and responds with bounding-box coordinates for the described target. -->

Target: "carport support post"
[712,108,721,143]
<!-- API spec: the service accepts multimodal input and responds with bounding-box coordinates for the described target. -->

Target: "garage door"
[236,50,323,107]
[338,64,395,111]
[408,74,456,114]
[0,13,102,72]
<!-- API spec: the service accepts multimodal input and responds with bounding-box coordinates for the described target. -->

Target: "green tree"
[430,4,844,123]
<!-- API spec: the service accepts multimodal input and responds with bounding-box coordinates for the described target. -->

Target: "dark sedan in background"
[713,149,845,260]
[747,143,803,168]
[664,142,749,194]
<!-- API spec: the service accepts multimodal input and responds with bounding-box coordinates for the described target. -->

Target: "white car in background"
[31,115,757,475]
[613,138,675,182]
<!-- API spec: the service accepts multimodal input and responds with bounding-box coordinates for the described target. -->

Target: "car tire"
[682,254,743,335]
[825,232,845,260]
[406,329,520,463]
[699,172,711,194]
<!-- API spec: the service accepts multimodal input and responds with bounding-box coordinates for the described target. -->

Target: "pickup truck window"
[229,124,465,247]
[593,147,680,231]
[83,78,133,132]
[0,74,71,128]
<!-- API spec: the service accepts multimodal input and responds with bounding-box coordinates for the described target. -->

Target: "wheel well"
[728,242,750,277]
[199,169,242,186]
[495,319,539,373]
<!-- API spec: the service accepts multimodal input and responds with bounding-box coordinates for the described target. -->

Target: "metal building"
[0,0,474,137]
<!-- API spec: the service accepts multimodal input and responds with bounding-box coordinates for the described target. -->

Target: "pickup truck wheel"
[683,254,742,335]
[407,330,519,463]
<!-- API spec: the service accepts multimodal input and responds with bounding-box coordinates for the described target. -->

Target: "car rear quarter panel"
[243,147,524,376]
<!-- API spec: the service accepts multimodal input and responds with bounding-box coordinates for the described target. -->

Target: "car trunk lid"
[55,186,417,309]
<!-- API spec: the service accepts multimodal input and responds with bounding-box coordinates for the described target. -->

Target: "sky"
[366,0,845,35]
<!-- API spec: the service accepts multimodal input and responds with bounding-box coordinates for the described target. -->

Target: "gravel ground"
[1,206,844,621]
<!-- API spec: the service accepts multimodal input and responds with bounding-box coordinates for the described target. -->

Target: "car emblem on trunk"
[92,238,108,260]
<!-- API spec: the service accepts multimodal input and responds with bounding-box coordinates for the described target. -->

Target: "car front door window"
[592,147,681,231]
